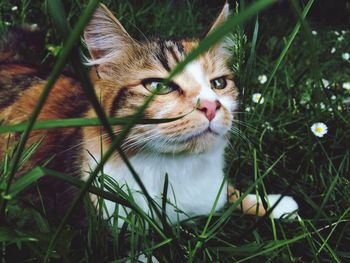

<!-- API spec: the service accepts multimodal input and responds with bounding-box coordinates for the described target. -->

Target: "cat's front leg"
[227,185,299,219]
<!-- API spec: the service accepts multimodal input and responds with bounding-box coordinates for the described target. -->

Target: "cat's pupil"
[153,82,163,90]
[152,82,167,93]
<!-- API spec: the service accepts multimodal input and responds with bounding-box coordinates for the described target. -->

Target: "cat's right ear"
[84,4,134,65]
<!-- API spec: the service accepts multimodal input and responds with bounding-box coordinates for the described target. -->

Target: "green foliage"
[1,0,350,262]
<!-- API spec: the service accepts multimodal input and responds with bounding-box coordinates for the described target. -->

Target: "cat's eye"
[210,77,227,90]
[142,78,178,95]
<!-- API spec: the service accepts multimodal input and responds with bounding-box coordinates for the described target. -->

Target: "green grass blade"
[0,116,185,133]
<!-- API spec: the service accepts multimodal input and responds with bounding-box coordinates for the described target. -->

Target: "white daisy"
[331,95,336,100]
[252,93,264,104]
[258,74,268,84]
[263,121,274,131]
[311,122,328,137]
[338,36,344,42]
[11,6,18,11]
[312,30,317,35]
[322,79,330,88]
[342,53,350,61]
[343,82,350,90]
[245,106,251,112]
[331,47,336,54]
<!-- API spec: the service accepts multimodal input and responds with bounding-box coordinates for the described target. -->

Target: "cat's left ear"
[205,2,232,57]
[84,4,135,66]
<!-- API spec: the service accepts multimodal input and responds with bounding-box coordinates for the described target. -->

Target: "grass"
[1,0,350,262]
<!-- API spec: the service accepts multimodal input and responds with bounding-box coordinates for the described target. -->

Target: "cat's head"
[84,3,238,154]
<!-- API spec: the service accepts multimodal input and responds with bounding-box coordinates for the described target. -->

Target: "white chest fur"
[84,140,228,225]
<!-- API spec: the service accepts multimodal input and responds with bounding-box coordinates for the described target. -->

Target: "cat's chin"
[146,130,227,154]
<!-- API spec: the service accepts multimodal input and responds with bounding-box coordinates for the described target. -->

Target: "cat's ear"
[205,2,233,58]
[206,2,230,36]
[84,4,135,65]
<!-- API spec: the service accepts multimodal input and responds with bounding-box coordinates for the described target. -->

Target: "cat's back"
[0,63,88,122]
[0,61,90,176]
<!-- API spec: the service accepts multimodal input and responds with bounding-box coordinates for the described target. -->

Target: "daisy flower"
[11,6,18,11]
[322,79,330,88]
[331,47,336,54]
[252,93,264,104]
[338,36,344,42]
[342,53,350,61]
[258,74,267,84]
[343,82,350,90]
[312,30,317,35]
[311,122,328,138]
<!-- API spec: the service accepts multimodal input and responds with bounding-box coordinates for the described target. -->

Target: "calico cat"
[0,3,298,225]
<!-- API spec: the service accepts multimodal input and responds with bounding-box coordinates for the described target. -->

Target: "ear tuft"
[84,4,134,65]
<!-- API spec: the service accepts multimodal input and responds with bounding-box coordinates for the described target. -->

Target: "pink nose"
[197,99,221,121]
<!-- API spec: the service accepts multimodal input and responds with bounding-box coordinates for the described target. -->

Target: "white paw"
[267,194,299,219]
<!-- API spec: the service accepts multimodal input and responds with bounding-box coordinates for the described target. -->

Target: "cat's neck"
[82,136,228,222]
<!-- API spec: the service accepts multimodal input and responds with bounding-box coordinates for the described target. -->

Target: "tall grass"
[1,0,350,262]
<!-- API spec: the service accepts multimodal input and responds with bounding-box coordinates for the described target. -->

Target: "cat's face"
[84,4,238,154]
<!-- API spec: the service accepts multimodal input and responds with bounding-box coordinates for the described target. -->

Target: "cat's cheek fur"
[83,138,228,226]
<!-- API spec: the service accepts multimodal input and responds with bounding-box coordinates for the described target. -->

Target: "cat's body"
[0,3,298,225]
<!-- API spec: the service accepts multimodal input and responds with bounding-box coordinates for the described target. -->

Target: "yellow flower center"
[315,127,323,133]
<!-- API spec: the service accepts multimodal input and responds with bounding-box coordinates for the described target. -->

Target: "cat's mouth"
[179,127,219,143]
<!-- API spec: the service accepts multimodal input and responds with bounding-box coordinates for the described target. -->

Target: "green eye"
[211,77,227,90]
[142,78,178,95]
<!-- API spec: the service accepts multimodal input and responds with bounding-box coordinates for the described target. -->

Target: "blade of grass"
[241,15,259,90]
[307,221,342,263]
[189,176,227,262]
[161,173,169,228]
[0,115,186,133]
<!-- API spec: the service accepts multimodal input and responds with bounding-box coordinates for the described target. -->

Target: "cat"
[0,3,298,225]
